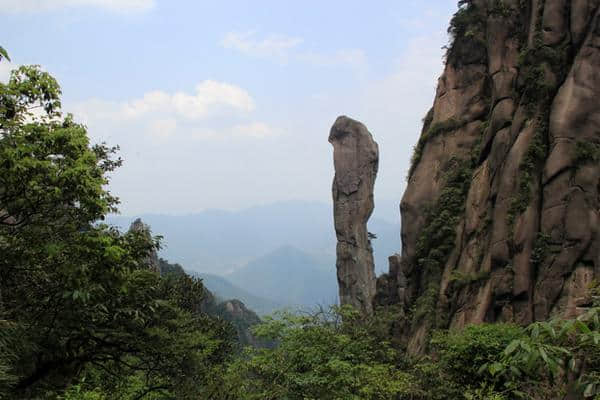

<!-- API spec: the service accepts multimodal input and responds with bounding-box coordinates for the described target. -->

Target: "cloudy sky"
[1,0,457,216]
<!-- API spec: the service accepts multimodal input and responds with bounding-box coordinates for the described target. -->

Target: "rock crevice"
[368,0,600,353]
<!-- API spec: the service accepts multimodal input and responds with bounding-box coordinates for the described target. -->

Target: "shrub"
[432,323,526,389]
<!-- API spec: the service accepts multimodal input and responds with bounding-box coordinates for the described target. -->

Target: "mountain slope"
[107,201,400,275]
[227,245,339,309]
[156,258,262,346]
[191,272,283,315]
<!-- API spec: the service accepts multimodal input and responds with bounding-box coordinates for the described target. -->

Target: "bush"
[432,323,526,389]
[221,306,419,400]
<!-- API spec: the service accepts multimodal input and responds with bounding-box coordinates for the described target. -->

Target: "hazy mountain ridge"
[107,200,401,276]
[191,271,284,315]
[227,245,338,309]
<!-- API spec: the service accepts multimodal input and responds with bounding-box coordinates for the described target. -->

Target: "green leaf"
[584,383,595,397]
[505,340,520,355]
[539,347,550,364]
[509,365,522,377]
[531,324,539,338]
[477,363,488,375]
[520,341,532,353]
[0,46,10,62]
[489,362,504,376]
[576,320,592,334]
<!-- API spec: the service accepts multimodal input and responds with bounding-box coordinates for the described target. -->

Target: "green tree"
[481,307,600,399]
[220,305,417,400]
[0,52,234,399]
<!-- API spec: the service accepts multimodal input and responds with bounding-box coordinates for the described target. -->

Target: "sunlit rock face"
[329,116,379,315]
[374,0,600,353]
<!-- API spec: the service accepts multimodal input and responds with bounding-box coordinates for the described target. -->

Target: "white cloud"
[69,81,276,145]
[148,118,177,141]
[74,80,255,123]
[0,0,155,13]
[232,122,277,139]
[298,49,367,68]
[221,31,303,61]
[171,80,255,119]
[221,31,366,69]
[189,122,277,142]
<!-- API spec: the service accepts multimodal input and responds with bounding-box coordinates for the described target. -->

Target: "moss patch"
[507,121,548,230]
[408,118,465,180]
[449,270,491,289]
[574,140,600,167]
[410,156,475,329]
[530,232,551,269]
[446,0,487,67]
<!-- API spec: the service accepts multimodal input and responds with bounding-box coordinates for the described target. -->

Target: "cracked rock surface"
[330,116,379,315]
[374,0,600,353]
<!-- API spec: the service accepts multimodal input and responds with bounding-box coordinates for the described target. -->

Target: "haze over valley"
[108,200,401,311]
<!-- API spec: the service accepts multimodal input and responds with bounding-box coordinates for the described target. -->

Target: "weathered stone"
[128,218,160,273]
[364,0,600,354]
[329,116,378,315]
[542,0,568,45]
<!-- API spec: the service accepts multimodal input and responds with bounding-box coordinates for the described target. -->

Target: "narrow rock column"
[129,218,160,273]
[329,116,379,315]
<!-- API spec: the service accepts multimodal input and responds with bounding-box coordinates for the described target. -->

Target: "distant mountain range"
[107,200,401,311]
[191,271,284,315]
[227,245,338,311]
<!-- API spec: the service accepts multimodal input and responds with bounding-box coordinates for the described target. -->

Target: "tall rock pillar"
[329,116,379,315]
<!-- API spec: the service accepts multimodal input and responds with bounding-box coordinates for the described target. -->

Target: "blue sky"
[1,0,458,217]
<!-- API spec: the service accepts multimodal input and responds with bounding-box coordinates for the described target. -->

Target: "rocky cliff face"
[330,116,379,315]
[376,0,600,353]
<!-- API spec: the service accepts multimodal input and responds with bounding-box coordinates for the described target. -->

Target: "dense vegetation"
[222,303,600,400]
[0,54,234,399]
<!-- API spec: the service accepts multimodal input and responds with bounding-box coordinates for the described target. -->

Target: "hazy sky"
[1,0,457,216]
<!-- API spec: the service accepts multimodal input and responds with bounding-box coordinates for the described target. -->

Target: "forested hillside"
[0,55,235,398]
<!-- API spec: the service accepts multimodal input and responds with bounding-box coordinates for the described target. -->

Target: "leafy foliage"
[0,47,9,63]
[507,121,547,230]
[574,140,600,167]
[445,0,487,67]
[411,156,474,329]
[479,307,600,399]
[220,306,418,400]
[0,53,235,399]
[432,324,526,389]
[449,270,491,288]
[219,305,600,400]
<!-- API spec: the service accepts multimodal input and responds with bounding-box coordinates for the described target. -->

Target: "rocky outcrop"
[216,300,263,347]
[329,116,379,315]
[128,218,160,273]
[157,257,263,347]
[375,0,600,353]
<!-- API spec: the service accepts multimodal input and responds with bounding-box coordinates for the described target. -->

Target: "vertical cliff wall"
[377,0,600,353]
[330,116,379,315]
